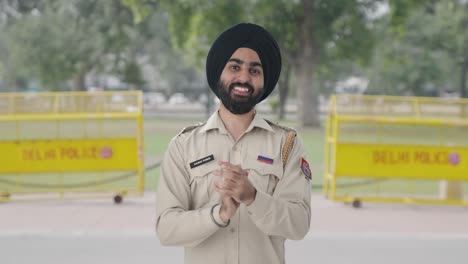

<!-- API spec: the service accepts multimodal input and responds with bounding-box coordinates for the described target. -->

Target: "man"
[155,23,312,264]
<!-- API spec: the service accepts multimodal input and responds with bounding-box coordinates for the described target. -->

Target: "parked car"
[144,92,166,106]
[168,93,190,105]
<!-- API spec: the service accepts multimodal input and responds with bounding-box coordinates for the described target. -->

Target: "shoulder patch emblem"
[301,157,312,180]
[177,122,205,136]
[264,119,296,133]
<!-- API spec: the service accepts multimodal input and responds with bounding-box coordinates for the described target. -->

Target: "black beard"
[217,80,264,115]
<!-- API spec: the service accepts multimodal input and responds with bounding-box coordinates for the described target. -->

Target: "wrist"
[219,204,230,223]
[211,204,230,228]
[244,189,257,206]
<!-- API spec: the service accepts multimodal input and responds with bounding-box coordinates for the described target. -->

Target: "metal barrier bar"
[0,91,144,204]
[325,94,468,208]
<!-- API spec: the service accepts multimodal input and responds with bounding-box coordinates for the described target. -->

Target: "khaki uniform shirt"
[156,111,311,264]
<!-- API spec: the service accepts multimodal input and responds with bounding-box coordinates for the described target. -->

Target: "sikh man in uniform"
[156,23,312,264]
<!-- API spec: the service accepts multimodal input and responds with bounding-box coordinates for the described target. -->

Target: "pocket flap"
[188,160,218,181]
[242,156,283,179]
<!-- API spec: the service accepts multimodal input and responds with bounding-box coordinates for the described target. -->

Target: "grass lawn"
[1,117,467,200]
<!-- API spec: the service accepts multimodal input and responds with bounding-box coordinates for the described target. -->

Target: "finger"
[219,161,244,175]
[230,193,241,203]
[221,180,238,191]
[214,185,229,195]
[214,168,244,183]
[220,171,241,183]
[222,194,235,202]
[223,166,248,178]
[213,179,223,189]
[214,179,233,192]
[231,198,240,207]
[224,196,240,208]
[217,187,235,198]
[214,179,237,193]
[213,173,235,188]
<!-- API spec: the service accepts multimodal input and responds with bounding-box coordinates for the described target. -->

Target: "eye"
[230,64,240,71]
[250,68,262,75]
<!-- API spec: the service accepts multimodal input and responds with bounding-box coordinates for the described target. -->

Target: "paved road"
[1,193,468,263]
[2,232,467,264]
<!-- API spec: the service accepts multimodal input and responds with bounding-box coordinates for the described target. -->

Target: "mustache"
[228,82,254,93]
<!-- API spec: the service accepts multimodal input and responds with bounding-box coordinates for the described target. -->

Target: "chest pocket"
[242,157,283,195]
[187,161,220,209]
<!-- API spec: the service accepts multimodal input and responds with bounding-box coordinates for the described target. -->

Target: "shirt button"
[230,228,236,233]
[232,146,237,151]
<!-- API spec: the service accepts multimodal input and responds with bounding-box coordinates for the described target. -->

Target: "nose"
[235,68,251,84]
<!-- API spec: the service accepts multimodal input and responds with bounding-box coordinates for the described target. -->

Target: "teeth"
[234,87,249,92]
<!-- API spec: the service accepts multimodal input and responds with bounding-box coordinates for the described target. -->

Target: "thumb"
[213,179,222,188]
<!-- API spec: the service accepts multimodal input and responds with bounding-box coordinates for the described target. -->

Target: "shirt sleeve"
[246,135,311,240]
[155,136,220,247]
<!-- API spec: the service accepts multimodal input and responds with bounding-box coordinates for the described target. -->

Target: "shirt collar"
[246,112,274,133]
[199,110,274,134]
[199,111,228,134]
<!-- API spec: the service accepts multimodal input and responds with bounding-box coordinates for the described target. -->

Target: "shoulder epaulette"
[264,119,296,133]
[176,122,206,137]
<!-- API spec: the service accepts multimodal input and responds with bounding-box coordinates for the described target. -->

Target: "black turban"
[206,23,282,103]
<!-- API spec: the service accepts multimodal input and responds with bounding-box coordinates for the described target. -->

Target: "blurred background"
[1,0,468,263]
[1,0,467,125]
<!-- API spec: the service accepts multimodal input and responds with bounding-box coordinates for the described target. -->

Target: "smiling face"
[217,48,265,115]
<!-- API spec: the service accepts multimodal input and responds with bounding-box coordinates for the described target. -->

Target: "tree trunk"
[296,0,320,127]
[205,86,213,119]
[4,60,19,92]
[278,64,291,120]
[72,72,86,91]
[462,59,466,98]
[462,2,468,98]
[13,78,22,92]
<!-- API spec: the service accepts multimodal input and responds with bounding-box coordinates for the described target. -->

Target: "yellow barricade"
[324,95,468,208]
[0,91,144,203]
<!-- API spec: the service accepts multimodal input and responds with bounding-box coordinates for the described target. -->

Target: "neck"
[218,104,255,141]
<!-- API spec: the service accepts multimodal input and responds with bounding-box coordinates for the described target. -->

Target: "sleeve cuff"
[246,190,271,221]
[212,204,229,226]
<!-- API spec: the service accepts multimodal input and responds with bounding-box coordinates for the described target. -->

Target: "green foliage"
[122,61,145,87]
[163,0,381,72]
[245,0,300,62]
[268,96,280,114]
[141,9,206,95]
[7,6,84,90]
[367,0,467,96]
[121,0,155,24]
[163,0,248,68]
[2,0,465,101]
[3,0,155,91]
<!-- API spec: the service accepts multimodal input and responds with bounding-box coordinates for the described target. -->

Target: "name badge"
[190,154,215,169]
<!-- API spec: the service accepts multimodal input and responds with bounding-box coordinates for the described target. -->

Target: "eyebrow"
[228,58,263,68]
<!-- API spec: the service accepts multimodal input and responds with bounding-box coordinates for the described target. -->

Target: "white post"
[439,181,464,200]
